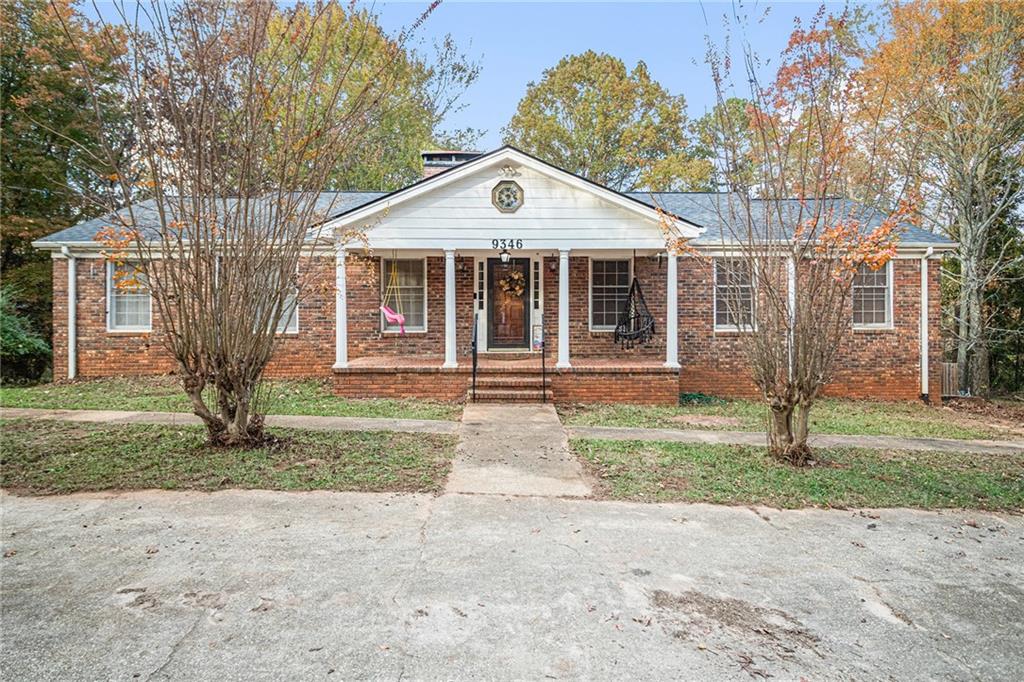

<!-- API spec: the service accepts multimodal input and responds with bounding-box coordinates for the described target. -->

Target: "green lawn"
[0,419,457,495]
[559,397,1013,441]
[573,438,1024,510]
[0,376,461,421]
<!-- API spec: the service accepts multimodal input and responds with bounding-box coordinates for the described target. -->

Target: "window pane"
[109,263,152,330]
[852,263,889,326]
[714,258,754,328]
[590,260,630,329]
[276,290,298,333]
[382,259,426,331]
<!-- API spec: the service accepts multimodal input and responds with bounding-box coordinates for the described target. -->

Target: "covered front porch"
[329,247,682,371]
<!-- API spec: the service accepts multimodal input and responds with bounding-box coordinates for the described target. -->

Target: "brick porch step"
[469,388,554,403]
[472,375,549,389]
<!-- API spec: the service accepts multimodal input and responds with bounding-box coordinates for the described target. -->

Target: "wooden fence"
[939,362,959,398]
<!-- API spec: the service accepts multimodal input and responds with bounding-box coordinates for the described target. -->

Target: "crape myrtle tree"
[64,0,440,446]
[695,8,920,464]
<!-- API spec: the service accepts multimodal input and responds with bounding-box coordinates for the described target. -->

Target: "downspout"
[787,255,796,381]
[919,246,934,402]
[61,246,77,380]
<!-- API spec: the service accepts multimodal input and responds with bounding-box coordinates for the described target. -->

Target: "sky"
[83,1,855,150]
[365,1,854,149]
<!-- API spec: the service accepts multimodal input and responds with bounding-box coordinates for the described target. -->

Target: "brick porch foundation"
[332,357,680,405]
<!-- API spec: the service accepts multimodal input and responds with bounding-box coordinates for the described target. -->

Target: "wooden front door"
[487,258,531,349]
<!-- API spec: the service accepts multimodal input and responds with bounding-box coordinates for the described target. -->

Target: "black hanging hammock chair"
[613,277,656,349]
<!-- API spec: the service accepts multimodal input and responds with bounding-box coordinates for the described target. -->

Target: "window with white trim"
[852,262,891,328]
[590,259,630,330]
[226,258,299,334]
[107,262,152,331]
[381,258,426,332]
[714,258,755,330]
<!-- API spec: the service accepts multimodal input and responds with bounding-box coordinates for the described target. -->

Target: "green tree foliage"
[502,51,711,192]
[0,285,50,383]
[1,0,127,352]
[265,4,480,191]
[690,97,756,191]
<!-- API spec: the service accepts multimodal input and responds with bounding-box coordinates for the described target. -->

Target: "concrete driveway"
[2,491,1022,681]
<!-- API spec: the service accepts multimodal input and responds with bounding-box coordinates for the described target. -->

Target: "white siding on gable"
[339,165,669,251]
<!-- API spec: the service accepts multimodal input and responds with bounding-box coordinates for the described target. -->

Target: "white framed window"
[231,258,299,335]
[107,261,152,332]
[713,258,755,331]
[381,258,427,332]
[852,261,892,329]
[589,259,631,331]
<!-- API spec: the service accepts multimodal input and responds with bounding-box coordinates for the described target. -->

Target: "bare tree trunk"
[768,401,812,466]
[968,288,990,396]
[957,278,972,395]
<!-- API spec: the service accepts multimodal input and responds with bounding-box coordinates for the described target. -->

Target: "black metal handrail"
[471,311,479,402]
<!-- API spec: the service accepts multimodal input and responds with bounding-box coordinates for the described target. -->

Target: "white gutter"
[61,246,77,380]
[920,246,934,400]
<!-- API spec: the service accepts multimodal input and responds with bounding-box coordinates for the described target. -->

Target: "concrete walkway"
[447,404,591,497]
[568,424,1024,455]
[0,407,458,435]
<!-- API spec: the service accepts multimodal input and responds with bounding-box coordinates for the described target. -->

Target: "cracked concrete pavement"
[447,404,591,497]
[2,490,1022,680]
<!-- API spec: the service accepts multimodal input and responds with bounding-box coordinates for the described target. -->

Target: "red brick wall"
[50,251,943,403]
[542,255,665,359]
[331,366,679,405]
[345,253,474,359]
[333,367,468,401]
[53,257,175,378]
[676,256,942,401]
[264,257,335,378]
[551,368,677,404]
[52,256,333,379]
[676,256,757,397]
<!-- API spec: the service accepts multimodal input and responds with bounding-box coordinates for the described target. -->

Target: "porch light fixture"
[499,248,511,264]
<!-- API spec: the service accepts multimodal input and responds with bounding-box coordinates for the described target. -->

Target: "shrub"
[0,285,50,384]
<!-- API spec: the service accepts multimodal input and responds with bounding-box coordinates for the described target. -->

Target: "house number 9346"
[492,239,523,249]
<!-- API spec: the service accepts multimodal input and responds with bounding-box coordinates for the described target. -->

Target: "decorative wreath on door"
[498,270,526,297]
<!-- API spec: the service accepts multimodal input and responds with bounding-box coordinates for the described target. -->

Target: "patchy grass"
[572,438,1024,510]
[0,376,461,421]
[0,419,457,495]
[559,397,1015,441]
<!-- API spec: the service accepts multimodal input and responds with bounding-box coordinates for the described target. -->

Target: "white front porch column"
[443,249,457,368]
[557,249,571,368]
[664,252,680,368]
[333,248,348,369]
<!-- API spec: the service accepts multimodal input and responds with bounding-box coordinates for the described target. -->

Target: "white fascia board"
[324,147,703,240]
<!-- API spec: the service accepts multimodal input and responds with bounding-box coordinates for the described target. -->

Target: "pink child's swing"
[380,257,406,335]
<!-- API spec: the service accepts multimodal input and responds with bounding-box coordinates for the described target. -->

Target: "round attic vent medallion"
[492,181,523,213]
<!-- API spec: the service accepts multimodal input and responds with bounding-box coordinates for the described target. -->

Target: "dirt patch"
[668,415,745,428]
[651,589,824,672]
[945,398,1024,436]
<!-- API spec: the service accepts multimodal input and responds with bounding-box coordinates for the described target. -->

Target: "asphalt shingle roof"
[36,188,953,248]
[627,192,954,246]
[34,192,386,245]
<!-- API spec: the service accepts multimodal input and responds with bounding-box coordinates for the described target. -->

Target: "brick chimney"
[421,150,481,178]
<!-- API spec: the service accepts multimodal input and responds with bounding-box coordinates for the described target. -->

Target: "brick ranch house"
[34,146,955,404]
